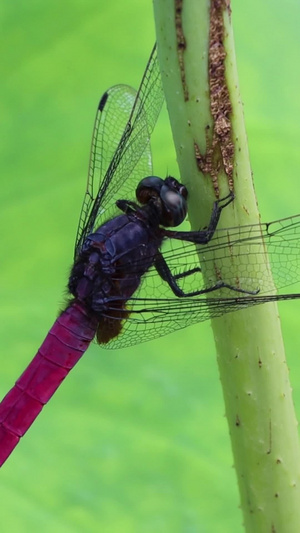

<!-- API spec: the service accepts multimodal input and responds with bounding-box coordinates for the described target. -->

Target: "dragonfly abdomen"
[0,303,97,466]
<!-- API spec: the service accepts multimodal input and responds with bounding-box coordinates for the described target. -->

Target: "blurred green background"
[1,1,300,531]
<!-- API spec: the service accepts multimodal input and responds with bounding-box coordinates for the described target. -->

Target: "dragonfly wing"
[75,44,164,257]
[74,84,137,255]
[99,213,300,348]
[105,291,300,349]
[156,214,300,297]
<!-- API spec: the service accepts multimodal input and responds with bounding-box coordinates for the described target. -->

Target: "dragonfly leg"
[173,267,202,280]
[116,199,139,214]
[162,191,234,244]
[155,250,259,297]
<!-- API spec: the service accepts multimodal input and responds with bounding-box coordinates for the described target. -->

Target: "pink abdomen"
[0,303,97,466]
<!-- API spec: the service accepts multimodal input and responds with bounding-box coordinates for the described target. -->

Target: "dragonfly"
[1,44,300,468]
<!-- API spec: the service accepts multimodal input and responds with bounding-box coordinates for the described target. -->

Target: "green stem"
[153,1,300,531]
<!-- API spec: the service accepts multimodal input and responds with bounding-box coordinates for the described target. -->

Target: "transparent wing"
[99,213,300,348]
[75,44,164,257]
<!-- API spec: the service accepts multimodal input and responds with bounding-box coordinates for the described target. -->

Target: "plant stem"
[153,1,300,531]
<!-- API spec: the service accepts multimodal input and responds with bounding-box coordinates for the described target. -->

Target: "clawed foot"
[216,191,235,209]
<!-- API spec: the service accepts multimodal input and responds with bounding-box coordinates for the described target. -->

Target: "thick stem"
[153,1,300,531]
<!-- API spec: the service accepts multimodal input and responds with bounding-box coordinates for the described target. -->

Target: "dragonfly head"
[136,176,188,227]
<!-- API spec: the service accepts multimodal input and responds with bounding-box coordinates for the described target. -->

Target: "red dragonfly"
[1,44,300,467]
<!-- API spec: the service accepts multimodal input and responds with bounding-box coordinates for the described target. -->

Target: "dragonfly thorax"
[136,176,188,228]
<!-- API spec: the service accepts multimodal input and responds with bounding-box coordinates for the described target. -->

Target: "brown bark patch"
[175,0,189,101]
[195,0,234,196]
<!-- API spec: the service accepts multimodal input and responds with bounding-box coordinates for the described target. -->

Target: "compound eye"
[179,184,188,199]
[164,176,188,199]
[136,176,164,204]
[160,184,187,227]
